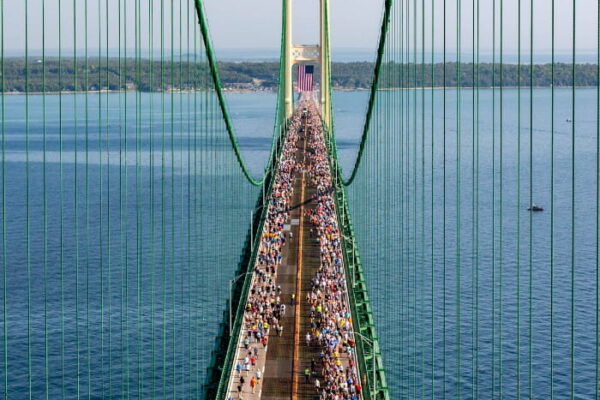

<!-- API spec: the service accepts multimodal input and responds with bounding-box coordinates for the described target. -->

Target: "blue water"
[0,88,598,398]
[349,87,600,399]
[0,91,261,398]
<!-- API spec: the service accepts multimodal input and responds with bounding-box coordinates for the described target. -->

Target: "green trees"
[1,58,597,92]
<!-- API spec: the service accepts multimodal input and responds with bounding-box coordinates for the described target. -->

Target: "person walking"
[304,368,311,384]
[250,377,257,394]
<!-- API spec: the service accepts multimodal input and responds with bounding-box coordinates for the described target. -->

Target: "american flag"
[296,64,314,92]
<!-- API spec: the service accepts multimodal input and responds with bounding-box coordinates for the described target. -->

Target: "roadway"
[226,102,360,400]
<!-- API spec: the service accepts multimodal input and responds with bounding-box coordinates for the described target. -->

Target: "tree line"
[1,58,597,93]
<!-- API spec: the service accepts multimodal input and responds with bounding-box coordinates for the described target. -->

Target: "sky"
[203,0,383,50]
[1,0,599,61]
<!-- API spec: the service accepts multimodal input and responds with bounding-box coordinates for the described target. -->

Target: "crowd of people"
[229,97,362,399]
[231,102,307,398]
[302,102,363,400]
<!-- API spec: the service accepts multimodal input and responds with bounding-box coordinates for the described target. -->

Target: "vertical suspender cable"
[0,0,5,393]
[149,2,156,395]
[84,0,91,395]
[161,0,167,394]
[186,2,193,398]
[597,1,600,397]
[412,1,417,393]
[516,0,523,397]
[178,0,185,391]
[57,0,65,390]
[409,0,413,391]
[194,13,200,393]
[59,0,66,393]
[442,0,447,396]
[570,1,576,398]
[412,2,418,396]
[135,0,142,394]
[528,0,534,396]
[499,0,504,395]
[398,0,407,397]
[170,0,177,399]
[170,2,176,396]
[430,0,435,396]
[421,1,426,397]
[57,0,65,398]
[0,0,8,394]
[42,1,49,396]
[456,1,462,397]
[476,1,481,396]
[475,2,481,396]
[117,0,126,396]
[117,1,123,392]
[186,3,192,395]
[596,0,600,395]
[400,0,405,393]
[123,1,131,396]
[398,1,404,392]
[471,0,477,396]
[73,0,80,395]
[25,0,32,396]
[105,1,112,393]
[407,0,412,394]
[550,1,555,398]
[97,0,105,393]
[491,0,497,394]
[421,1,426,395]
[474,0,481,395]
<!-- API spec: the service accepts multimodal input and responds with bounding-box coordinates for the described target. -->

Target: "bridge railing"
[324,124,390,400]
[202,123,288,400]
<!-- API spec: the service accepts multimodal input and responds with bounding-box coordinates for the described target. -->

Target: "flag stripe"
[297,64,314,92]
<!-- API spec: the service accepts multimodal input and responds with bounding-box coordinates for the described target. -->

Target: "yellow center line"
[291,122,307,400]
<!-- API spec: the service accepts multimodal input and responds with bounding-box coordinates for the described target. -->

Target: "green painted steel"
[340,0,393,186]
[198,0,392,394]
[202,126,287,399]
[194,0,391,397]
[6,0,599,398]
[206,118,391,400]
[193,0,287,186]
[326,126,391,400]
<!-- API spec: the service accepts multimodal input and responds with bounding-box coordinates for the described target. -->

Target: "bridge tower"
[283,0,332,128]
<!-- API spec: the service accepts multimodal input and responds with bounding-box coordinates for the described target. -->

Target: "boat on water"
[528,205,544,212]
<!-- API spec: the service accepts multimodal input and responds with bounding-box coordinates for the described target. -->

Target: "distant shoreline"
[2,58,598,93]
[3,85,596,96]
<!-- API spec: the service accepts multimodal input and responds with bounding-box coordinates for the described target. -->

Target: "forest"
[1,58,597,92]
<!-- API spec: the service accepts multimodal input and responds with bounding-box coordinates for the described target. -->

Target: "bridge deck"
[226,100,361,400]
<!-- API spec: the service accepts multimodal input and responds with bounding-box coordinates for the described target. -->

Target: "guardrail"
[202,124,288,400]
[203,112,389,400]
[325,124,390,400]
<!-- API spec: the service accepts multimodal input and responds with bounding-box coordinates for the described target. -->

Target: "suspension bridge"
[1,0,600,399]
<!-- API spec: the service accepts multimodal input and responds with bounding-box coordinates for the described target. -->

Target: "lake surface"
[0,88,598,398]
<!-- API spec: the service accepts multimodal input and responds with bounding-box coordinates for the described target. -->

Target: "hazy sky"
[203,0,384,50]
[2,0,599,59]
